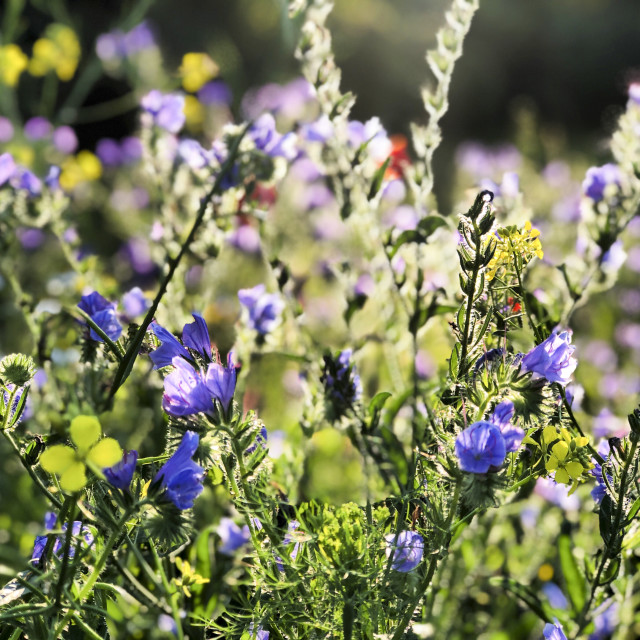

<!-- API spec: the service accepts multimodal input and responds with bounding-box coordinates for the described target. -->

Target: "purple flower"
[238,284,284,335]
[120,137,143,163]
[248,624,270,640]
[154,431,204,510]
[246,426,268,455]
[543,622,568,640]
[217,517,250,555]
[17,227,45,250]
[227,225,261,255]
[96,138,123,166]
[24,117,52,140]
[629,83,640,105]
[205,352,237,414]
[321,349,362,418]
[178,139,211,169]
[490,400,524,453]
[591,455,612,505]
[275,520,302,571]
[45,165,61,190]
[0,117,14,142]
[582,164,622,202]
[455,421,506,473]
[17,169,42,196]
[122,21,155,55]
[198,80,232,106]
[385,531,424,572]
[161,357,213,417]
[104,450,138,490]
[141,90,185,134]
[78,291,123,342]
[157,614,178,635]
[0,153,16,186]
[52,126,78,154]
[249,113,297,160]
[521,331,577,386]
[122,287,150,319]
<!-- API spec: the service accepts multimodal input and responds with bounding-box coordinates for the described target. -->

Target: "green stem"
[510,240,542,343]
[104,123,251,408]
[1,430,62,508]
[149,539,184,640]
[52,505,136,638]
[573,434,639,637]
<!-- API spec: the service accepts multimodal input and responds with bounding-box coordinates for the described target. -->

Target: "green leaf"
[418,215,449,237]
[368,157,391,200]
[368,392,392,416]
[449,343,461,382]
[599,494,615,545]
[558,534,586,613]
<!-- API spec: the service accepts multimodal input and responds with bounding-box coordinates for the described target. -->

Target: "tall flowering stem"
[451,190,496,381]
[409,0,480,210]
[105,123,250,407]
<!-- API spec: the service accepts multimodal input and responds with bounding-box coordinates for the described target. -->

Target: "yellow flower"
[40,415,122,492]
[0,44,28,86]
[179,52,218,93]
[183,95,205,130]
[29,24,80,81]
[59,152,102,191]
[173,557,210,597]
[486,221,544,280]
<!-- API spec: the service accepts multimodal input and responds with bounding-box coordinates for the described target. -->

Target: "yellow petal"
[545,457,559,471]
[70,415,102,455]
[522,435,539,446]
[554,469,570,485]
[551,441,569,461]
[575,436,589,448]
[565,461,584,479]
[60,462,87,492]
[86,438,122,468]
[40,445,76,474]
[542,426,557,444]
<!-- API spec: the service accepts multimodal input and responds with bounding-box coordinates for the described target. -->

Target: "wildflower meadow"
[2,1,640,638]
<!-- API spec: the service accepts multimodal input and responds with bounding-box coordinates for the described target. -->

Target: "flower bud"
[0,353,36,387]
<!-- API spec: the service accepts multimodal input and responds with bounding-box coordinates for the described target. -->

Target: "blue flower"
[521,331,577,386]
[541,582,568,610]
[204,352,237,414]
[141,90,185,133]
[455,421,506,473]
[150,313,213,369]
[154,431,204,510]
[589,600,618,640]
[246,426,268,454]
[385,530,424,572]
[321,349,362,418]
[490,400,524,453]
[150,323,191,369]
[591,455,613,505]
[78,291,123,342]
[104,449,138,490]
[31,512,94,563]
[162,357,213,417]
[182,313,213,361]
[543,622,568,640]
[216,517,251,555]
[582,164,621,202]
[238,284,284,335]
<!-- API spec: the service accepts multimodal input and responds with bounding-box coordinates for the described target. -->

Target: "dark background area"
[14,0,640,210]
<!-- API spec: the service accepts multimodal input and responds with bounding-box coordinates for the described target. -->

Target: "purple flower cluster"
[455,401,523,473]
[582,164,622,202]
[321,349,362,418]
[385,530,424,572]
[141,91,185,134]
[521,331,577,386]
[31,512,94,563]
[238,284,284,335]
[153,431,204,510]
[96,21,155,61]
[96,137,142,167]
[78,291,123,342]
[150,314,237,418]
